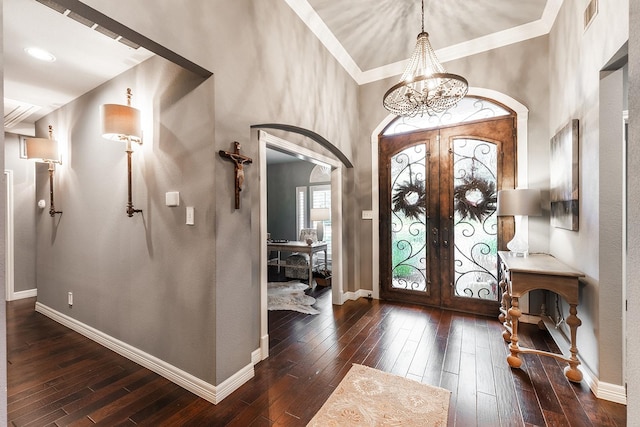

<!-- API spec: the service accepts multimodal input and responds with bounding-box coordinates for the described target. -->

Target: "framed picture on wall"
[550,119,579,230]
[19,136,28,159]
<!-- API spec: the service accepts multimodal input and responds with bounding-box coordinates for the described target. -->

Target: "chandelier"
[383,0,468,117]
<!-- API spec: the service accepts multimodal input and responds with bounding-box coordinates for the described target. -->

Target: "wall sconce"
[310,207,330,241]
[100,88,143,217]
[496,188,541,256]
[26,125,62,217]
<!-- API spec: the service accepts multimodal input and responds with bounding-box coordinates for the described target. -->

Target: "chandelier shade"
[383,2,468,117]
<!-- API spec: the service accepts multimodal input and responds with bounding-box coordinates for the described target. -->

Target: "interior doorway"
[257,130,344,360]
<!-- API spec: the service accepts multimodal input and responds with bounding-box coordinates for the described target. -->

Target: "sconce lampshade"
[100,89,144,217]
[26,125,59,162]
[100,103,141,142]
[26,137,59,161]
[25,125,63,216]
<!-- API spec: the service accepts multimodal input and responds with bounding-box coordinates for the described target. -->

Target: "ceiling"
[3,0,154,135]
[4,0,561,135]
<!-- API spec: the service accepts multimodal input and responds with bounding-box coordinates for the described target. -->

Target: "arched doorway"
[377,96,519,316]
[256,130,344,360]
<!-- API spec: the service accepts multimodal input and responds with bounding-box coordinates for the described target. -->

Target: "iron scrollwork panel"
[390,144,429,292]
[452,138,499,300]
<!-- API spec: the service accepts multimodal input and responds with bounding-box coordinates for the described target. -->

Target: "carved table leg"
[564,303,583,382]
[507,296,522,368]
[499,279,512,342]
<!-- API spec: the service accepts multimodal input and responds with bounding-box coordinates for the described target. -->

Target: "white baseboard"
[8,288,37,301]
[595,381,627,405]
[259,334,269,361]
[251,348,262,366]
[35,302,254,405]
[342,289,371,302]
[214,361,255,403]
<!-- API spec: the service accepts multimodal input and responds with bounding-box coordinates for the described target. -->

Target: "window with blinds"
[310,185,331,260]
[295,184,332,262]
[296,186,307,236]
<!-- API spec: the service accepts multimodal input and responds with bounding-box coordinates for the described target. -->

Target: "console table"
[498,251,585,382]
[267,241,327,286]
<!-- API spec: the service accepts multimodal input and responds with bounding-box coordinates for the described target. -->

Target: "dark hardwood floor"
[7,287,626,426]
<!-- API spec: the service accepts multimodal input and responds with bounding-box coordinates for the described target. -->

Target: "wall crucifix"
[219,141,253,209]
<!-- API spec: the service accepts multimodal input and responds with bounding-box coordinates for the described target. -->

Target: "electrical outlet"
[68,292,73,306]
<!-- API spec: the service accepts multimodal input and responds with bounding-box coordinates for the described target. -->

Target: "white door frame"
[5,170,15,301]
[257,130,344,360]
[623,109,629,386]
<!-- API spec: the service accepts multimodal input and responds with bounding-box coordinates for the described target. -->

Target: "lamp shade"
[310,208,330,221]
[100,103,141,141]
[25,135,59,162]
[496,189,541,216]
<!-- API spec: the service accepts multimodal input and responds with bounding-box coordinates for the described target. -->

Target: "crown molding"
[286,0,563,85]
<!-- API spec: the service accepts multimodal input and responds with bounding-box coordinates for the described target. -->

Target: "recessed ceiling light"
[25,47,56,62]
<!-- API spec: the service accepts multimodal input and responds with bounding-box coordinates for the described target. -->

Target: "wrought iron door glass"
[390,144,428,291]
[383,97,510,136]
[452,138,498,300]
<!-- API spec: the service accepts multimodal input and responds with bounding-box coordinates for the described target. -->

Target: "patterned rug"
[267,281,319,315]
[308,364,450,426]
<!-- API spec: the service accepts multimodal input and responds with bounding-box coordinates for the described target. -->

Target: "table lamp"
[310,208,330,241]
[496,188,541,256]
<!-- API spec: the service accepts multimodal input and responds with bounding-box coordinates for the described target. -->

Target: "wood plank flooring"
[7,288,626,426]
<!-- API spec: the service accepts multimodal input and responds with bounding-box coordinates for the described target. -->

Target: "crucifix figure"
[219,141,253,209]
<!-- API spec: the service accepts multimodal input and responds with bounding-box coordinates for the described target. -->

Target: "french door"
[379,116,515,316]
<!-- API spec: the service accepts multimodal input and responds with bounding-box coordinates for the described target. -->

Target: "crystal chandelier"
[383,0,468,117]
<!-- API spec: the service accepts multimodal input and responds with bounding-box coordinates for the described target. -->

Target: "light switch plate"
[166,191,180,207]
[362,210,373,220]
[186,206,195,225]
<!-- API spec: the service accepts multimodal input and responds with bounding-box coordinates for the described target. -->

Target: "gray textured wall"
[35,57,219,381]
[598,69,625,384]
[35,0,360,386]
[548,0,629,381]
[267,160,315,241]
[4,132,37,293]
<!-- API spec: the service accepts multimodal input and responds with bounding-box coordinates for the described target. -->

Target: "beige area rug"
[308,364,450,426]
[267,281,320,315]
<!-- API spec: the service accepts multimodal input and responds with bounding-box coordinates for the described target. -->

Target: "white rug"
[308,364,450,426]
[267,281,320,315]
